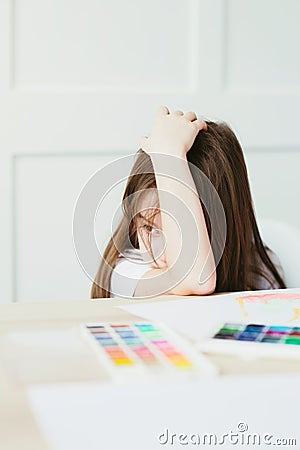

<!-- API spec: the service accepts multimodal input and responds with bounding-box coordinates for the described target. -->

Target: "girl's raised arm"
[133,106,216,297]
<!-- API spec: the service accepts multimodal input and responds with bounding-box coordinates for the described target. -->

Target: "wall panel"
[224,0,300,91]
[14,0,191,91]
[15,153,131,301]
[245,151,300,227]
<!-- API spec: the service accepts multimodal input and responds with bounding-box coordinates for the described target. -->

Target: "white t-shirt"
[110,248,151,298]
[110,247,285,298]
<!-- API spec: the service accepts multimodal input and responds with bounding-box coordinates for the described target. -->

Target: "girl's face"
[135,191,167,269]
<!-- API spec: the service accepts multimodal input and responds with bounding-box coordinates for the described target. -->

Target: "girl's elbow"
[200,283,216,295]
[192,283,216,296]
[188,273,216,296]
[167,268,216,296]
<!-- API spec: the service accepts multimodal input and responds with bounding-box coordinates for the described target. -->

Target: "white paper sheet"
[27,374,300,450]
[0,328,107,383]
[118,288,300,341]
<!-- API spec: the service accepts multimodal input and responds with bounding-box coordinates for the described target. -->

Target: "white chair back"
[257,218,300,288]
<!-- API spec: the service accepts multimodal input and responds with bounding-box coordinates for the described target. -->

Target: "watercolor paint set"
[80,321,217,382]
[197,322,300,359]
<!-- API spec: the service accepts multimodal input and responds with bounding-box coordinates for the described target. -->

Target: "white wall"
[0,0,299,302]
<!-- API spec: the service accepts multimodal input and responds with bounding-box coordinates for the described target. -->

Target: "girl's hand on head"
[139,105,207,157]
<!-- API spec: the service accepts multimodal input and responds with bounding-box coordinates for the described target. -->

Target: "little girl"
[91,106,286,298]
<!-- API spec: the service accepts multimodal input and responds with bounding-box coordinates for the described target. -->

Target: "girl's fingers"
[173,110,184,116]
[157,105,170,116]
[193,119,208,131]
[184,111,197,122]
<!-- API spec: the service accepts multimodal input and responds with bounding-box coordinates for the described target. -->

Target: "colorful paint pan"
[81,321,218,380]
[213,322,300,346]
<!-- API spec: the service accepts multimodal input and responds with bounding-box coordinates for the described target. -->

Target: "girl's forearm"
[150,152,216,294]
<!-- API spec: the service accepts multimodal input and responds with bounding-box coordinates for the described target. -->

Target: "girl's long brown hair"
[91,122,286,298]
